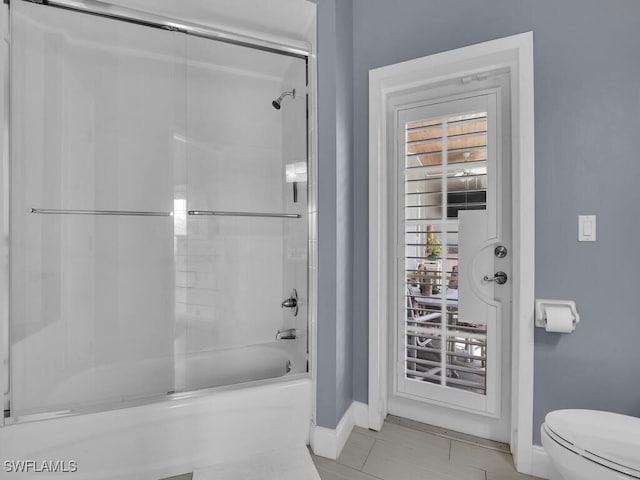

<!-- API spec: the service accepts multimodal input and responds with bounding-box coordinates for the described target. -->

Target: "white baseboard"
[531,445,560,480]
[310,401,369,460]
[352,401,369,429]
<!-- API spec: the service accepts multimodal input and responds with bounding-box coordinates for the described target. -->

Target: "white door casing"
[368,32,534,473]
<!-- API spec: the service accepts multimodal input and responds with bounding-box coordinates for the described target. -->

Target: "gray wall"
[314,0,355,429]
[347,0,640,444]
[313,0,640,440]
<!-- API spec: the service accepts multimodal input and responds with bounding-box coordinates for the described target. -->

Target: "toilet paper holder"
[535,299,580,330]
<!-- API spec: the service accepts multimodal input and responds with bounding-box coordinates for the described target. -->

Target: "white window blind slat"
[403,111,489,395]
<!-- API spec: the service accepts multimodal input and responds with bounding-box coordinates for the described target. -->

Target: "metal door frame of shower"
[0,0,319,425]
[0,2,9,419]
[19,0,310,59]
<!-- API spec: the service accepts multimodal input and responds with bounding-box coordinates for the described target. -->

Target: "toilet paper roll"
[544,305,575,333]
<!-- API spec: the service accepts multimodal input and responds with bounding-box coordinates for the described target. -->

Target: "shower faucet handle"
[281,298,297,308]
[281,289,299,316]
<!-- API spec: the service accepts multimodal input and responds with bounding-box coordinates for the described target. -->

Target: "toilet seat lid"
[545,410,640,474]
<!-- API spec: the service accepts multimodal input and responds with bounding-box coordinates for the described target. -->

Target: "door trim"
[368,32,535,473]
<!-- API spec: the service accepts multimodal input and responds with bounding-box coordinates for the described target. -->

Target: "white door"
[389,74,512,437]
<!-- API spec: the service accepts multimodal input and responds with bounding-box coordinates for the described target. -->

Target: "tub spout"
[276,328,297,340]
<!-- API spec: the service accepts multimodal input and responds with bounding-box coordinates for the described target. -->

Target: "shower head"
[272,89,296,110]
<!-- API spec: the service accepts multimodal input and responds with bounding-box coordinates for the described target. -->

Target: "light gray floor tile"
[450,440,518,474]
[354,421,451,457]
[362,439,485,480]
[314,419,542,480]
[312,455,382,480]
[487,471,541,480]
[336,431,376,470]
[193,446,320,480]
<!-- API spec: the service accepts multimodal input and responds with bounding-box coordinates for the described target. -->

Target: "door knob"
[494,245,507,258]
[483,271,508,285]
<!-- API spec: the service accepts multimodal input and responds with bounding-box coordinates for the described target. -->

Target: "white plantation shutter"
[403,112,488,394]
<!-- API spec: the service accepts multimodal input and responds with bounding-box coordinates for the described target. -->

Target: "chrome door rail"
[188,210,301,219]
[30,208,171,217]
[22,0,310,60]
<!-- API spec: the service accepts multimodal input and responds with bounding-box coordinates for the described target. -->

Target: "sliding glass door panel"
[181,35,308,365]
[10,1,185,416]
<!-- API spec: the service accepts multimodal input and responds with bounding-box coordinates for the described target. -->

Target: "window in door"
[404,111,489,395]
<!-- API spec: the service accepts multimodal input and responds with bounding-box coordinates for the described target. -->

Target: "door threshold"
[386,414,510,453]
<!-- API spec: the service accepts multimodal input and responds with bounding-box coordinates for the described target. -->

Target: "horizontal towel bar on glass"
[188,210,301,219]
[30,208,172,217]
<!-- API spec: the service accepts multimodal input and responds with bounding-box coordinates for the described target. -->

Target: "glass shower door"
[179,35,308,391]
[10,1,185,416]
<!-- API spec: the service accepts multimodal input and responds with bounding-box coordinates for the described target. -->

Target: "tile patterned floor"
[311,417,542,480]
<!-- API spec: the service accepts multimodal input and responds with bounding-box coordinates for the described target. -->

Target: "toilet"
[541,409,640,480]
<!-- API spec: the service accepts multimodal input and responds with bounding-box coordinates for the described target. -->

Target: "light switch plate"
[578,215,596,242]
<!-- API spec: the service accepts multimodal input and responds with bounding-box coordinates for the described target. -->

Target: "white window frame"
[368,32,535,473]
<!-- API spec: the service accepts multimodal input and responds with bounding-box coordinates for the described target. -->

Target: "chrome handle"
[281,298,297,308]
[188,210,300,219]
[483,271,508,285]
[281,289,299,316]
[31,208,171,217]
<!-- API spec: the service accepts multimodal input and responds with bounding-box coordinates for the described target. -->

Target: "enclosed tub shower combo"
[0,0,317,478]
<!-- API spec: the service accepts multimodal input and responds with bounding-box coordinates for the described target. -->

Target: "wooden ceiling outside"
[406,118,488,167]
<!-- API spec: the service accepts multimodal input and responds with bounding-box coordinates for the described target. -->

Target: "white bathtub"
[184,341,305,390]
[12,340,304,417]
[0,343,311,479]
